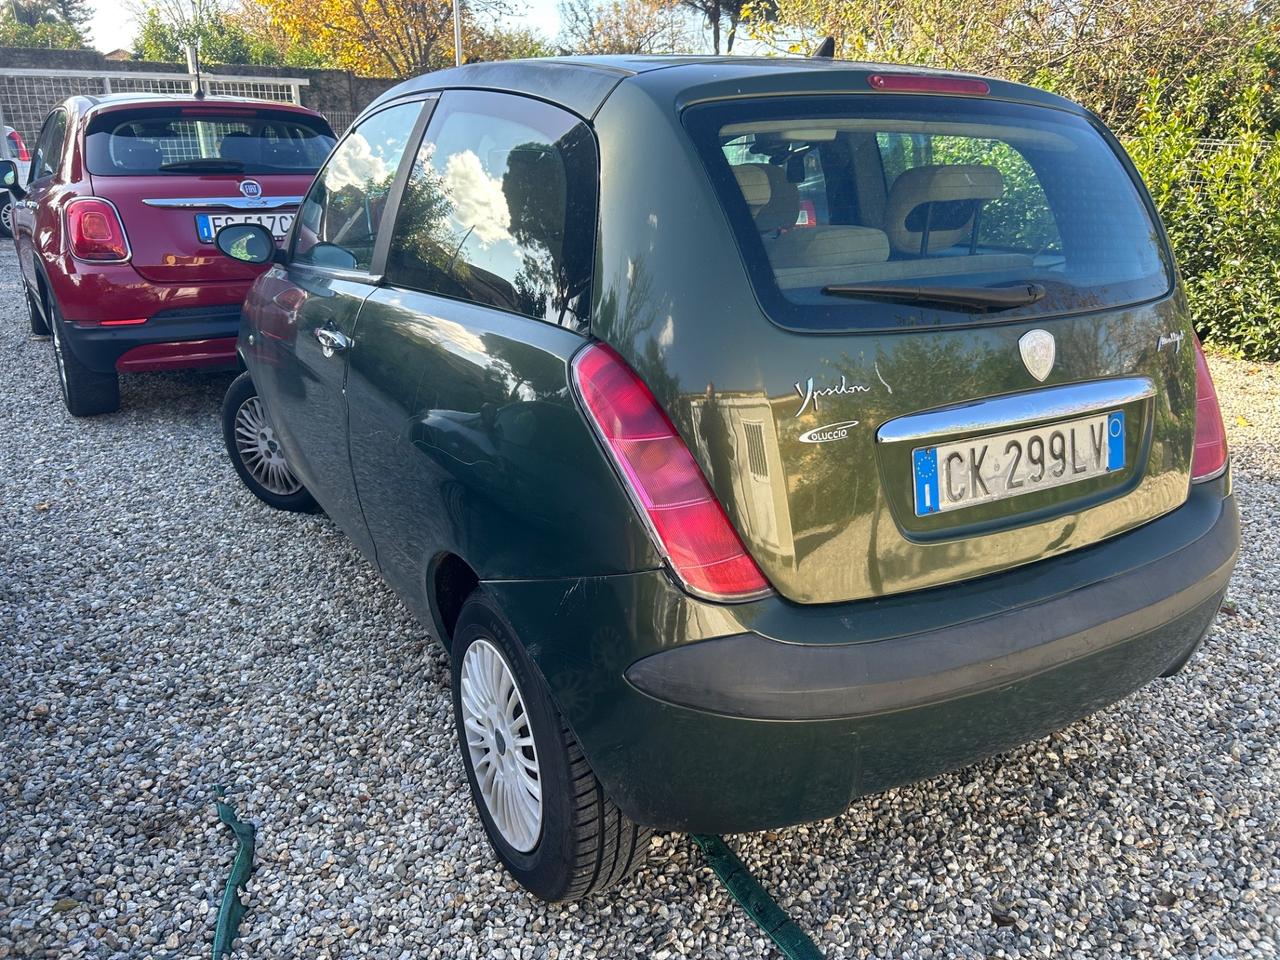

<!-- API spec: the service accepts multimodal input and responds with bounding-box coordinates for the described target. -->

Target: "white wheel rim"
[1,200,11,232]
[460,638,543,852]
[233,395,304,496]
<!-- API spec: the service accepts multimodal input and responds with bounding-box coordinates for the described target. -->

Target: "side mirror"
[0,159,26,198]
[299,241,359,272]
[214,222,279,265]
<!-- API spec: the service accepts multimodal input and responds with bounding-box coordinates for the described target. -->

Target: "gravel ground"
[1,242,1277,960]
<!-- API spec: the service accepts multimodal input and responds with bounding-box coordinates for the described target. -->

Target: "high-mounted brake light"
[1191,334,1228,482]
[66,197,130,262]
[180,107,259,117]
[572,343,773,602]
[867,74,990,96]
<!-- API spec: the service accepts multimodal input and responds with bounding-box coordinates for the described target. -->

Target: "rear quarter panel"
[342,289,662,621]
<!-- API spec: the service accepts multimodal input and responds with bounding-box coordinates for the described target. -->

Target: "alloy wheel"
[0,199,11,235]
[459,637,543,852]
[233,396,304,496]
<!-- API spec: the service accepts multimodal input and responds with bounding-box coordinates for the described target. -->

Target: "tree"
[254,0,515,77]
[133,4,287,64]
[676,0,747,53]
[232,0,328,66]
[1,0,90,47]
[52,0,91,30]
[468,25,553,61]
[558,0,693,54]
[743,0,1258,132]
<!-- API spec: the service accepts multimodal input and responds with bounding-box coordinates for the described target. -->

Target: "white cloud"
[325,133,389,192]
[441,150,511,248]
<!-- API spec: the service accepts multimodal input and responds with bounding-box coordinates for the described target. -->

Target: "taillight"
[8,130,30,161]
[572,343,772,602]
[1191,334,1228,482]
[66,198,130,262]
[867,74,990,95]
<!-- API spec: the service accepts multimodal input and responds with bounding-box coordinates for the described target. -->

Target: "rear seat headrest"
[732,163,771,212]
[885,164,1003,255]
[731,162,799,234]
[113,138,164,172]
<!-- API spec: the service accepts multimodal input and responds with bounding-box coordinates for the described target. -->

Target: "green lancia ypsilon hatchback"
[213,56,1239,901]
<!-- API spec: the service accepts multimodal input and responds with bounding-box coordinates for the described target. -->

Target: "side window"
[29,109,69,183]
[719,137,832,231]
[292,101,422,272]
[876,132,926,190]
[385,90,598,327]
[794,150,828,227]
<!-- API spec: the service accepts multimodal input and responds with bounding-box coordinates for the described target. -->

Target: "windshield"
[684,95,1171,329]
[85,108,335,177]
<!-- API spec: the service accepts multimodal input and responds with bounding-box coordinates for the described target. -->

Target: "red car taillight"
[572,343,773,602]
[8,130,30,161]
[66,198,130,262]
[1191,334,1228,482]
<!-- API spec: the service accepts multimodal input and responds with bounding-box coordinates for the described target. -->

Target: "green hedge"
[1128,78,1280,360]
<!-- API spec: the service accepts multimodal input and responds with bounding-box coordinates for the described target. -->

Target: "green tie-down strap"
[691,834,825,960]
[212,787,257,959]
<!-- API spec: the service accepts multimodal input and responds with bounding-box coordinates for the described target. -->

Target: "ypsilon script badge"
[1018,329,1056,382]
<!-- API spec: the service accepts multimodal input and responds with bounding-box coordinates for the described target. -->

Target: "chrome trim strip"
[877,377,1155,444]
[142,196,303,210]
[1192,459,1229,484]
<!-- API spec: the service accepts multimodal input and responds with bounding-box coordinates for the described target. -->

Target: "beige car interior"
[732,155,1035,290]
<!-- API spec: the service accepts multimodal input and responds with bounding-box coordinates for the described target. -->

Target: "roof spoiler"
[812,36,835,59]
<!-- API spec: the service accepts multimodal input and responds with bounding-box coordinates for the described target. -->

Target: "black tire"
[0,195,12,239]
[221,372,319,513]
[48,296,119,416]
[450,590,651,902]
[27,288,50,336]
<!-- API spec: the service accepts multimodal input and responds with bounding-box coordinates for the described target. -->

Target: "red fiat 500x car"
[1,94,335,415]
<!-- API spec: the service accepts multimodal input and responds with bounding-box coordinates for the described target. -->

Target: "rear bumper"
[61,305,242,374]
[485,475,1238,834]
[625,488,1236,720]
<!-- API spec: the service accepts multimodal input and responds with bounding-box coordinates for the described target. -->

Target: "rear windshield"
[85,109,335,176]
[684,95,1172,329]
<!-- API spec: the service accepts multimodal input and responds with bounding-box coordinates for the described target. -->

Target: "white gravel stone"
[0,243,1276,959]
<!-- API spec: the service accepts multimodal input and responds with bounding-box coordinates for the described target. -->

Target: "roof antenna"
[812,36,835,59]
[186,43,206,99]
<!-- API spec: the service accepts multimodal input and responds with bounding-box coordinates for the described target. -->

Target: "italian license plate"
[912,411,1125,516]
[196,212,294,243]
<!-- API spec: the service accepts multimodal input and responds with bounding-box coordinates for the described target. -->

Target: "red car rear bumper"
[48,259,248,374]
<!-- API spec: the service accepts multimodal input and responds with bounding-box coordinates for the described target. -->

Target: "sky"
[87,0,566,55]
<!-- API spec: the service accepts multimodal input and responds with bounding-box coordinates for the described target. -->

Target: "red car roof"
[83,94,325,119]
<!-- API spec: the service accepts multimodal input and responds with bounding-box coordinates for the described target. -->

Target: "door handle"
[313,325,351,358]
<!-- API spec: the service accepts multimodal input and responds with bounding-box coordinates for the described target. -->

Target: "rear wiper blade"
[159,159,245,172]
[821,282,1047,311]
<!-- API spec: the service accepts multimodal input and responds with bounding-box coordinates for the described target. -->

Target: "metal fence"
[0,67,309,146]
[325,110,358,135]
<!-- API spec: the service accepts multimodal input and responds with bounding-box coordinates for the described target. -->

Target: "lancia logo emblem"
[1018,329,1056,382]
[239,179,263,199]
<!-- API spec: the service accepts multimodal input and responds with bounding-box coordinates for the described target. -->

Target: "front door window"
[292,101,423,272]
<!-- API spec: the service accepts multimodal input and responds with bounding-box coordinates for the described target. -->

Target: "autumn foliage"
[253,0,539,76]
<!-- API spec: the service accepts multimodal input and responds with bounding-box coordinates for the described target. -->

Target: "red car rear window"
[85,108,335,177]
